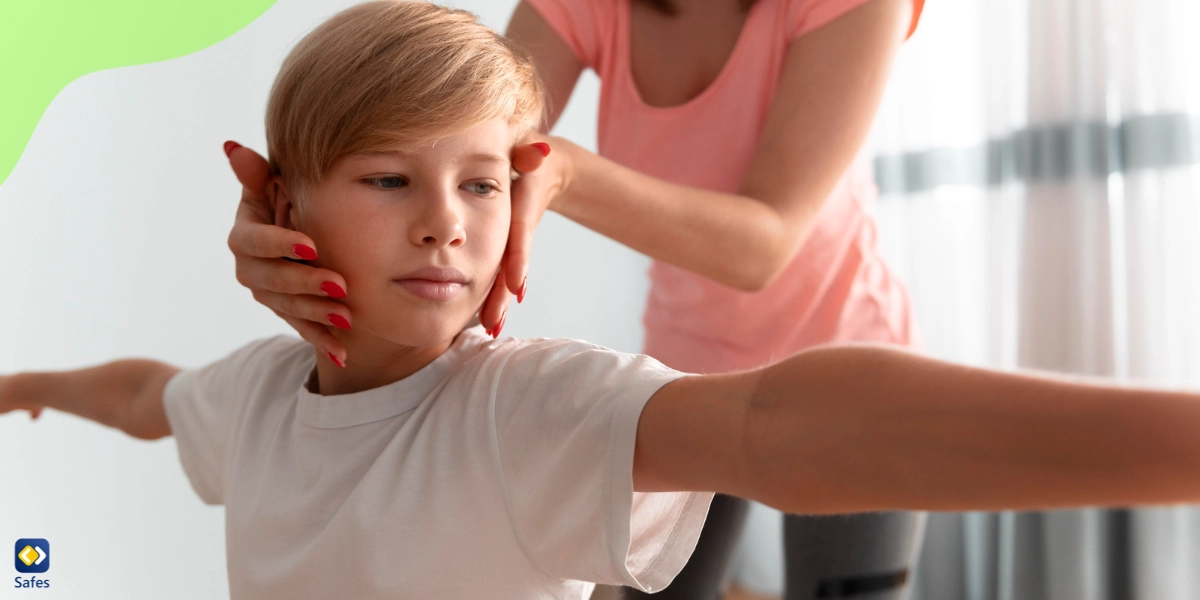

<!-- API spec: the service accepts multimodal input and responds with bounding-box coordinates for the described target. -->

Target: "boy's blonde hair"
[266,1,544,198]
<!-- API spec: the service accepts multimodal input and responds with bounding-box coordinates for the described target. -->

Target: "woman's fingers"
[227,142,271,198]
[275,311,348,366]
[228,181,321,261]
[228,212,323,260]
[502,140,555,299]
[503,215,534,301]
[225,141,322,260]
[236,254,347,298]
[29,407,42,420]
[253,288,352,330]
[511,142,548,175]
[486,139,549,331]
[227,143,275,227]
[225,141,353,355]
[505,171,547,299]
[478,267,512,338]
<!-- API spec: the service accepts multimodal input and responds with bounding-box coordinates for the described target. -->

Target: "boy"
[3,2,1200,598]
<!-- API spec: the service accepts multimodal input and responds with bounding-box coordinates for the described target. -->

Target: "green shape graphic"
[0,0,277,187]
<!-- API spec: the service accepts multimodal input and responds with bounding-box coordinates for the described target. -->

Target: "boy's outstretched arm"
[1,360,179,440]
[634,344,1200,514]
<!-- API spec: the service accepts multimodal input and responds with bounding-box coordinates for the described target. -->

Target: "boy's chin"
[382,317,476,349]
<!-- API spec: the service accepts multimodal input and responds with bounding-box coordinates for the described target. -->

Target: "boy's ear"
[267,176,299,231]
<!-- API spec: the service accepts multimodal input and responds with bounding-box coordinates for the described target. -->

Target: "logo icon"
[14,539,49,574]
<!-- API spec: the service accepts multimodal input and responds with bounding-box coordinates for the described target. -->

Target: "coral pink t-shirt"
[526,0,925,373]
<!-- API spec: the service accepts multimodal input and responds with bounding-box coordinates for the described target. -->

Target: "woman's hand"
[476,134,575,335]
[224,142,352,365]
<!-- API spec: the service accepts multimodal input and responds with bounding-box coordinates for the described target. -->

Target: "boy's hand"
[0,374,43,420]
[224,141,352,366]
[477,135,570,336]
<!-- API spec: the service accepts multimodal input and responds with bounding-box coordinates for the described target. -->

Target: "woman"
[223,0,926,597]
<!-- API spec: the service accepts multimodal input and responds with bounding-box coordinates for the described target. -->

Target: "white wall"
[0,1,644,598]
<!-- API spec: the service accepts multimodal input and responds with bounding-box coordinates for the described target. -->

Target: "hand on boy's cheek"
[491,140,555,306]
[266,180,284,228]
[475,147,540,334]
[510,142,547,175]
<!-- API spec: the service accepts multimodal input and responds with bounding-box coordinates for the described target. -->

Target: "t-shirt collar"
[296,325,487,428]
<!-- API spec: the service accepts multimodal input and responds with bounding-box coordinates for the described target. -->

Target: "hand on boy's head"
[481,135,572,334]
[227,142,271,205]
[251,117,516,349]
[225,141,351,365]
[510,140,549,175]
[476,139,551,335]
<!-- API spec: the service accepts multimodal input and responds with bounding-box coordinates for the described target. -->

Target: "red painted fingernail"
[320,281,347,298]
[327,314,351,330]
[327,352,346,368]
[292,244,318,261]
[531,142,550,157]
[517,277,527,304]
[223,140,242,158]
[493,312,507,339]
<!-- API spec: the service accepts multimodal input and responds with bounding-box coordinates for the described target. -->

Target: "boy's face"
[283,118,514,348]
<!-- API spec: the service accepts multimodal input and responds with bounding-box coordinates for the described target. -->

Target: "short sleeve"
[522,0,614,70]
[162,336,286,505]
[787,0,925,41]
[490,339,713,592]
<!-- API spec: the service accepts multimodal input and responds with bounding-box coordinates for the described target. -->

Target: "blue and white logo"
[14,539,49,574]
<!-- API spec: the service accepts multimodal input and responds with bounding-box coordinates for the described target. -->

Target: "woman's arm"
[506,0,913,292]
[505,1,584,132]
[634,345,1200,514]
[0,361,178,440]
[560,0,911,291]
[489,2,584,305]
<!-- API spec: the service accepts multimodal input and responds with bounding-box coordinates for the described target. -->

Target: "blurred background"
[739,1,1200,599]
[0,0,1198,598]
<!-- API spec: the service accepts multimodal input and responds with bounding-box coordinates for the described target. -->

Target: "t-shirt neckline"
[621,0,761,114]
[296,325,487,429]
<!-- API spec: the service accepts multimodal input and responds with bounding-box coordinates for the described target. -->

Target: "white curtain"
[866,0,1200,598]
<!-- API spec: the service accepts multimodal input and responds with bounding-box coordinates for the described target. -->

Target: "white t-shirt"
[162,325,713,599]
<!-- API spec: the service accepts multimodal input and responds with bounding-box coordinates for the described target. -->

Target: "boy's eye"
[364,175,406,190]
[465,181,498,195]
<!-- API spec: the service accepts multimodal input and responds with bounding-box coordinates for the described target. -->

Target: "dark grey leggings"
[622,495,927,600]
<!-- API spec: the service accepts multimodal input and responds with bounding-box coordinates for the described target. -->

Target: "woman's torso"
[591,0,920,373]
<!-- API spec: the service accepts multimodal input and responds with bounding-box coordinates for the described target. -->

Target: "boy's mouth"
[393,266,469,302]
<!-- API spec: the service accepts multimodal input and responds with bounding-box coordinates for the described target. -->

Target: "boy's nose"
[411,193,465,248]
[419,230,464,247]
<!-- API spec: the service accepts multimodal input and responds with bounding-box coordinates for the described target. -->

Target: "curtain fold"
[866,0,1200,598]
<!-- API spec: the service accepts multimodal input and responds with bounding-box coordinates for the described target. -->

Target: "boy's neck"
[308,330,456,396]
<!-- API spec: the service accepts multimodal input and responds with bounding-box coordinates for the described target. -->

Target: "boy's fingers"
[275,311,348,363]
[227,143,272,197]
[511,143,547,175]
[253,288,351,331]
